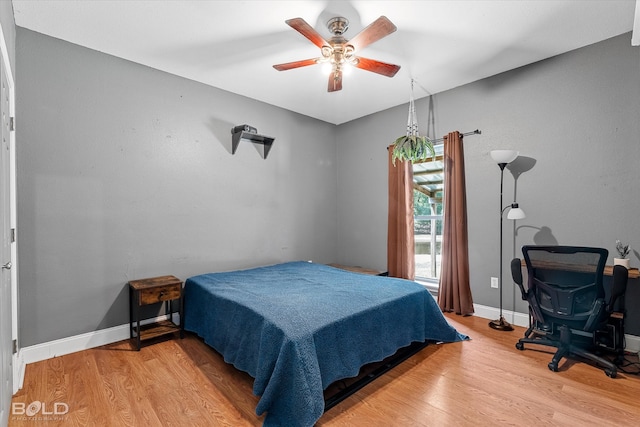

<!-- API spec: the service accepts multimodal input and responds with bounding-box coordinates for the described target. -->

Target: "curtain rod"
[386,129,481,150]
[432,129,481,145]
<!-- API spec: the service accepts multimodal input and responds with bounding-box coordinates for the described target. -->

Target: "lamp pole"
[489,162,514,331]
[488,149,525,331]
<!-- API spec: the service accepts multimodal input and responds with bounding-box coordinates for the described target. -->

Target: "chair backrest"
[522,246,608,329]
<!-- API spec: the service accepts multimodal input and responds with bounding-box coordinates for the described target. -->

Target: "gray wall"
[337,33,640,334]
[16,26,640,346]
[16,28,338,346]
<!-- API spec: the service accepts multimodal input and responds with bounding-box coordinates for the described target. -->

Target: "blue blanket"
[183,261,468,427]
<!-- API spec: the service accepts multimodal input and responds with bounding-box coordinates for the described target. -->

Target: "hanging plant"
[392,134,435,164]
[391,79,435,165]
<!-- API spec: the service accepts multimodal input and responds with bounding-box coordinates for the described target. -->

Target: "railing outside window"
[414,214,443,283]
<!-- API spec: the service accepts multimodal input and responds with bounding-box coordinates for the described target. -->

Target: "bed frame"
[324,340,430,411]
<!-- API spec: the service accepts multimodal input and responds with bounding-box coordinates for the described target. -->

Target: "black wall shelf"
[231,125,275,159]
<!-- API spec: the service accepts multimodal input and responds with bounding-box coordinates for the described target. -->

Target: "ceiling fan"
[273,16,401,92]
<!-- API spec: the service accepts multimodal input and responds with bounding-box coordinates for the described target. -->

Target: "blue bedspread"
[183,261,468,427]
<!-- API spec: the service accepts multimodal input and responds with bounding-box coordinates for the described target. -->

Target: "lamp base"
[489,316,514,331]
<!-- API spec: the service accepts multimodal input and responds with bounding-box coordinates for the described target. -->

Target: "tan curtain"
[438,132,474,314]
[387,146,415,280]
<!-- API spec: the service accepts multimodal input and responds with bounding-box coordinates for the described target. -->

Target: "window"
[413,145,444,287]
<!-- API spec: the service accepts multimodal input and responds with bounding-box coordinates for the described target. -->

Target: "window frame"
[412,145,444,291]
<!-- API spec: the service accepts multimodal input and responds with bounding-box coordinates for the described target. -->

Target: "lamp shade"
[490,150,519,164]
[507,207,526,220]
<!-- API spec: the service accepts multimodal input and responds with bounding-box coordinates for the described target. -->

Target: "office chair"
[511,245,628,378]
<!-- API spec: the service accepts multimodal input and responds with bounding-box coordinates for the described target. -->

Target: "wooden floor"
[9,313,640,426]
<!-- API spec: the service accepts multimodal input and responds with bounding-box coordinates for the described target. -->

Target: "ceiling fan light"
[344,45,355,60]
[322,62,334,75]
[345,54,357,65]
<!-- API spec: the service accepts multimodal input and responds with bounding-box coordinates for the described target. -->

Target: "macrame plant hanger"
[407,78,419,139]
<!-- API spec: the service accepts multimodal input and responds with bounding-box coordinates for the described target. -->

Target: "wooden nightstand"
[129,275,183,351]
[328,263,384,276]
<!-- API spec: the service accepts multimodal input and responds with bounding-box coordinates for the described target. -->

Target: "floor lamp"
[489,150,526,331]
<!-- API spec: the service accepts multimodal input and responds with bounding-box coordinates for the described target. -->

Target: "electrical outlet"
[491,277,499,289]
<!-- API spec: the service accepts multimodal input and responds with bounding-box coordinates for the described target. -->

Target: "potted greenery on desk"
[614,240,630,269]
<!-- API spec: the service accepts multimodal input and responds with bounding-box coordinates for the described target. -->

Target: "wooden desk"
[328,263,383,276]
[519,259,639,279]
[604,265,639,279]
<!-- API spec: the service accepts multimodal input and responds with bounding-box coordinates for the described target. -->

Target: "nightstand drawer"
[139,283,181,305]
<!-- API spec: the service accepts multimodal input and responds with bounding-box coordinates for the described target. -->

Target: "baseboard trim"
[473,304,640,354]
[626,334,640,354]
[20,314,177,366]
[472,304,530,328]
[13,351,24,394]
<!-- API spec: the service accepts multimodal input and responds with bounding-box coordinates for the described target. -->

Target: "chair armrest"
[511,258,527,300]
[608,265,628,312]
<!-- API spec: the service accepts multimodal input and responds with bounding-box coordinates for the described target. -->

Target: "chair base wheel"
[605,369,617,378]
[548,362,559,372]
[515,342,525,351]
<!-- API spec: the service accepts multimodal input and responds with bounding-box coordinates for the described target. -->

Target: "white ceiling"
[12,0,638,125]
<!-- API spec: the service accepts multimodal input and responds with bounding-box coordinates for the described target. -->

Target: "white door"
[0,54,12,427]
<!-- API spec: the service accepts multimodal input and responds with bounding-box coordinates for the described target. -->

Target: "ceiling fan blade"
[286,18,330,48]
[354,57,401,77]
[273,58,320,71]
[328,69,343,92]
[347,16,397,51]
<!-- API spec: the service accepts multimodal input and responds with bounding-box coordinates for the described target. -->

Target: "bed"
[183,261,468,426]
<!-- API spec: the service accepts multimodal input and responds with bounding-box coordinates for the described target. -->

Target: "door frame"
[0,20,20,395]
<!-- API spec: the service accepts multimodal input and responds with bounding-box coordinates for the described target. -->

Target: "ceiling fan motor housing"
[327,17,349,35]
